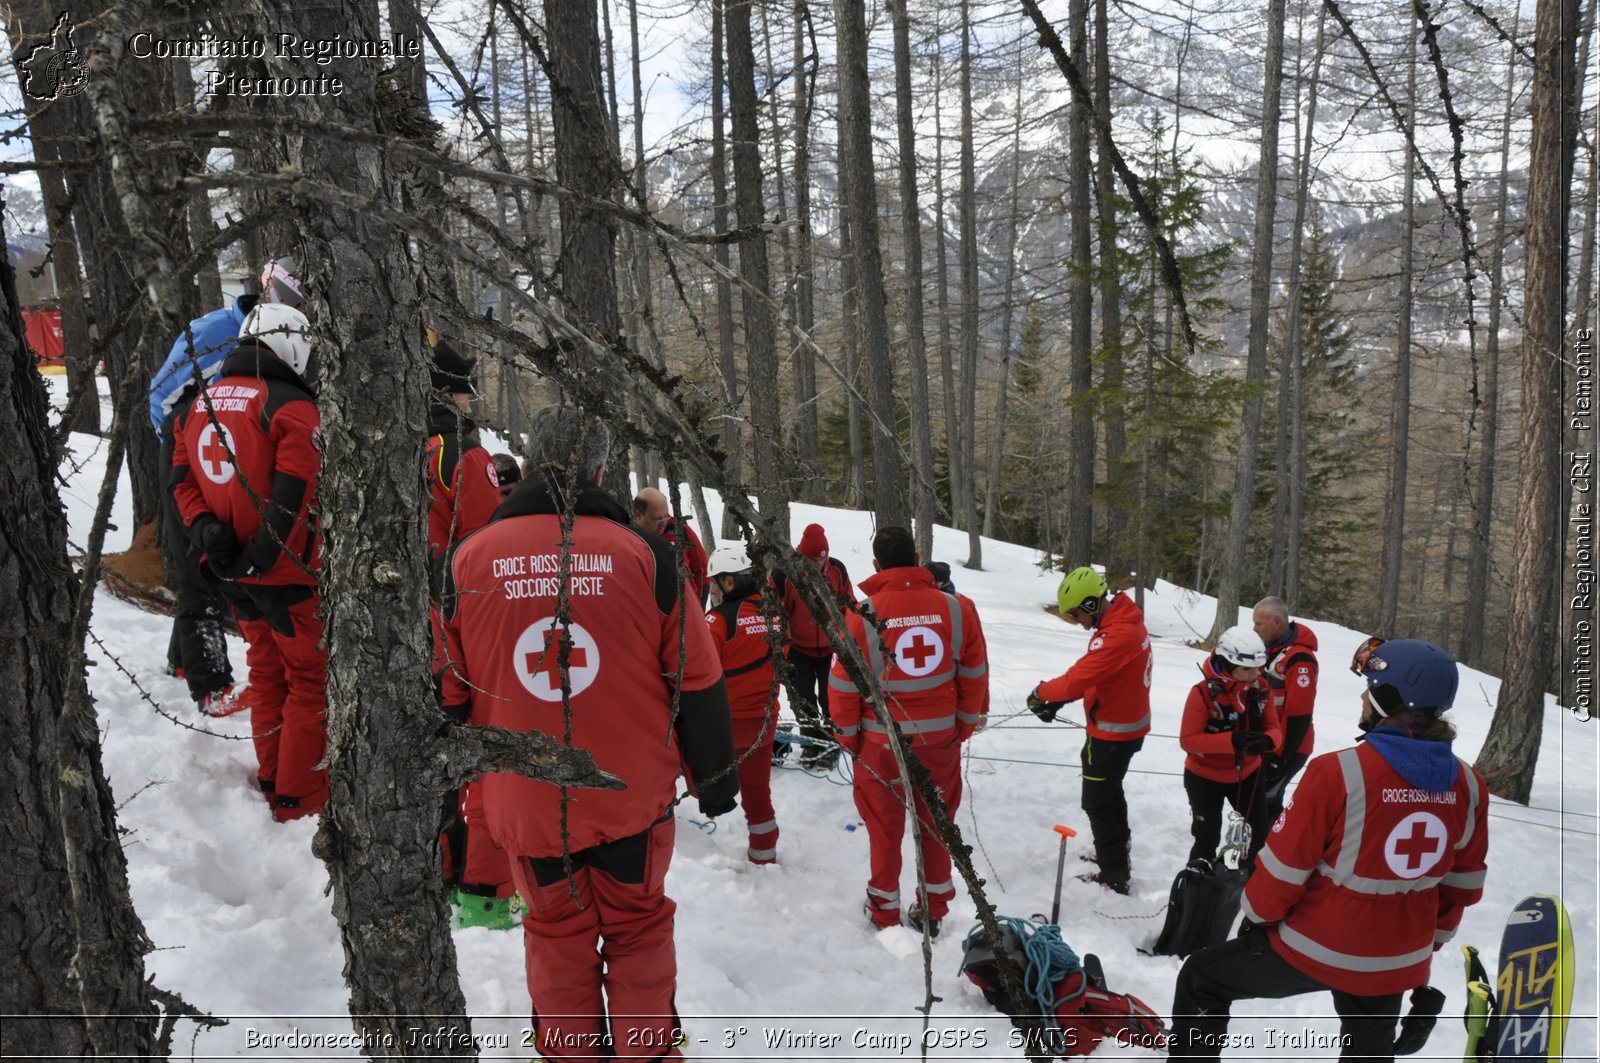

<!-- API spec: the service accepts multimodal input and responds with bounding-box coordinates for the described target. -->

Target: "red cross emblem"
[514,618,600,701]
[894,625,945,677]
[196,423,237,485]
[1384,812,1448,878]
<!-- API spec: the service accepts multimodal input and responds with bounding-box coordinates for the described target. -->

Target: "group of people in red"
[154,262,1484,1060]
[1023,569,1487,1059]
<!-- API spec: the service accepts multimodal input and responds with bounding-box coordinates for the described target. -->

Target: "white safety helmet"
[709,541,753,577]
[239,303,313,381]
[1214,625,1268,669]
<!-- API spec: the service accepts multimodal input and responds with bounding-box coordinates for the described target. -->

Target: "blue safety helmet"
[1353,637,1459,715]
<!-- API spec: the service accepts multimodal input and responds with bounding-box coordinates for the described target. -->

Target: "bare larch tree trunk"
[1,203,96,1060]
[1475,0,1580,803]
[725,0,788,533]
[790,2,820,495]
[1379,15,1419,635]
[710,0,742,538]
[957,0,983,565]
[1208,0,1286,642]
[1066,0,1094,566]
[835,0,906,525]
[890,0,937,556]
[1462,12,1519,666]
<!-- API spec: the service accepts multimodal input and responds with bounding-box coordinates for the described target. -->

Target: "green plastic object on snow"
[1056,567,1107,616]
[452,889,524,932]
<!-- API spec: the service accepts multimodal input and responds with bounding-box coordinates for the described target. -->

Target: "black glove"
[1392,985,1446,1055]
[441,702,470,724]
[1233,729,1272,756]
[698,793,738,819]
[193,516,240,568]
[1027,686,1066,723]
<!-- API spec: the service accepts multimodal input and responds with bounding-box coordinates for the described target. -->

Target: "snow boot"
[906,905,942,939]
[800,744,839,771]
[1078,869,1130,895]
[199,684,252,718]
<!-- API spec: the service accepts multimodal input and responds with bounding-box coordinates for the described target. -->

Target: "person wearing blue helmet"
[1169,637,1489,1060]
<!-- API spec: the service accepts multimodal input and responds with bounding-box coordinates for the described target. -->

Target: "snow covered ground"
[55,378,1597,1060]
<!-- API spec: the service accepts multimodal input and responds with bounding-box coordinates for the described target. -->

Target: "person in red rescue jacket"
[423,338,515,927]
[170,303,327,822]
[632,487,709,609]
[706,542,787,864]
[440,406,737,1063]
[1169,638,1488,1060]
[1028,566,1152,894]
[829,526,988,938]
[1178,626,1281,865]
[1253,596,1319,825]
[775,523,857,769]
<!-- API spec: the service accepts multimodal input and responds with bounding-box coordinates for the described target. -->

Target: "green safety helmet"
[1056,566,1108,616]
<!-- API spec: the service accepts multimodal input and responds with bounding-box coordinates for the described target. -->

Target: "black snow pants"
[1169,924,1404,1061]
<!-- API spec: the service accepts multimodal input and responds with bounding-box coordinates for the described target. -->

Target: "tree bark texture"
[1066,0,1094,567]
[2,0,100,436]
[834,0,905,526]
[710,0,742,540]
[1209,0,1285,642]
[957,0,983,565]
[288,11,480,1047]
[1379,17,1418,636]
[790,3,820,493]
[1463,14,1519,666]
[0,206,95,1061]
[725,0,789,535]
[1476,0,1579,804]
[890,0,936,557]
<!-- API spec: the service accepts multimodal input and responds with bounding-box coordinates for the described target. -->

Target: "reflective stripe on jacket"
[1242,737,1489,995]
[1035,592,1152,740]
[827,566,988,745]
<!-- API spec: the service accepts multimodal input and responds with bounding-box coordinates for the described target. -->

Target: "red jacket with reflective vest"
[775,557,857,655]
[1241,730,1489,995]
[1263,622,1318,757]
[426,407,501,560]
[440,479,736,856]
[1179,656,1282,784]
[1035,593,1152,741]
[826,566,988,748]
[706,589,787,718]
[170,346,320,587]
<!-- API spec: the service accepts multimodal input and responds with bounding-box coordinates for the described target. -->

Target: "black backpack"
[1147,857,1248,958]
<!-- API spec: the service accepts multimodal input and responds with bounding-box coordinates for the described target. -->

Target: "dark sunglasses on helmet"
[1350,636,1388,676]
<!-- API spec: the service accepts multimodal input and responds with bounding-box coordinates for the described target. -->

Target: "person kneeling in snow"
[1168,638,1488,1060]
[829,526,989,937]
[440,406,737,1062]
[706,542,787,864]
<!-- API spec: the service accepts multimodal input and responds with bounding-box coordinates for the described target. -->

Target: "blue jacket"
[148,296,254,432]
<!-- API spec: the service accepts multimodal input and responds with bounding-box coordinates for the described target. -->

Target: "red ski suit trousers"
[732,711,779,864]
[854,734,963,928]
[232,591,327,814]
[508,819,683,1062]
